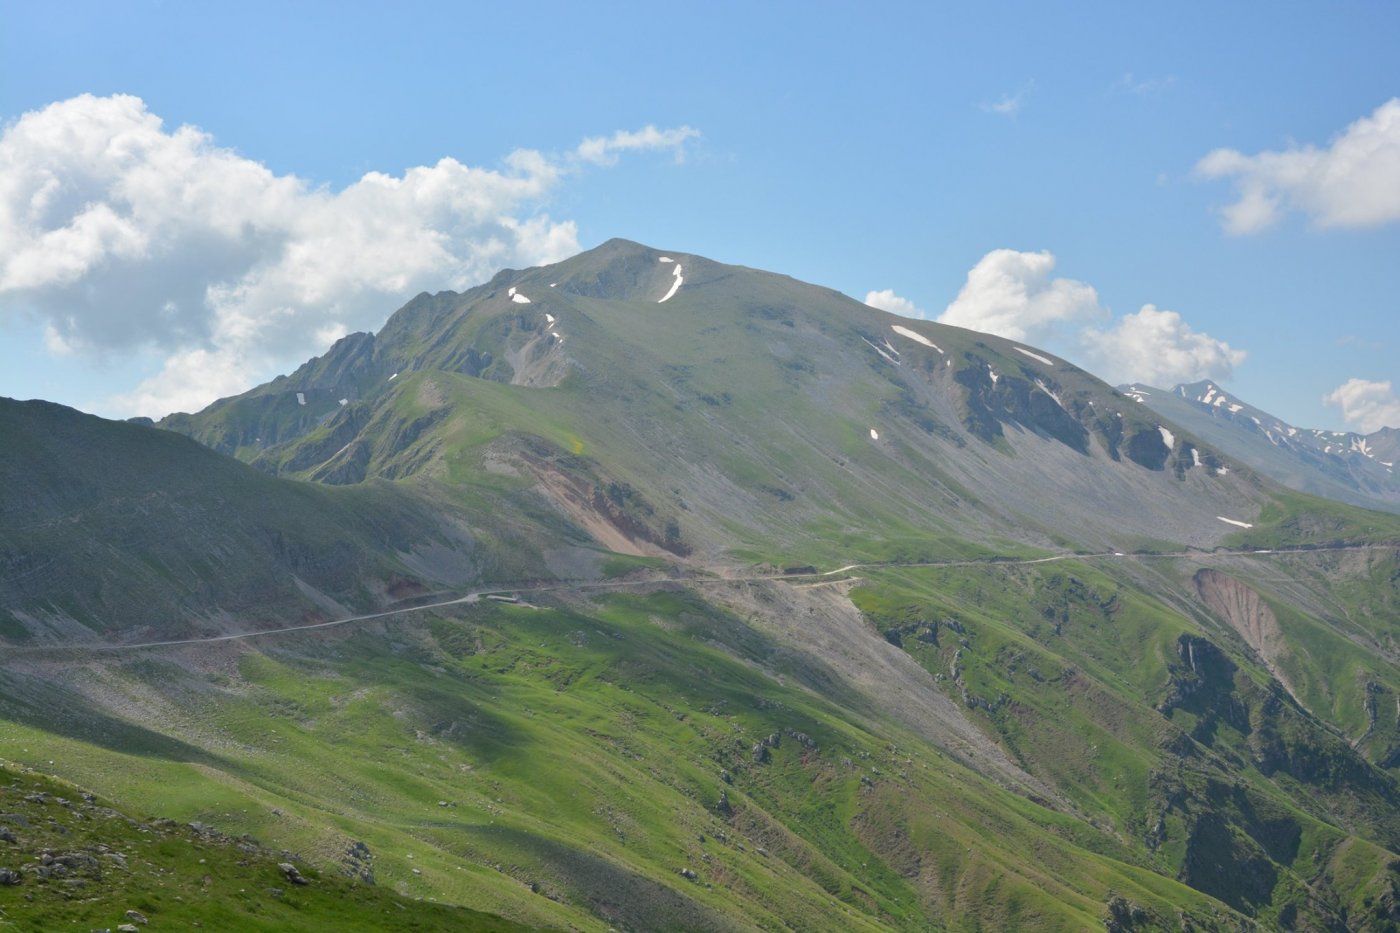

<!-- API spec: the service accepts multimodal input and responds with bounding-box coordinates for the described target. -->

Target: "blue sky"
[2,1,1398,430]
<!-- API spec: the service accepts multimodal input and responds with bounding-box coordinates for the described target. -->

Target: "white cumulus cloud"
[1323,378,1400,433]
[0,93,694,417]
[937,249,1105,343]
[932,249,1248,387]
[1196,98,1400,234]
[1079,304,1246,386]
[864,288,925,319]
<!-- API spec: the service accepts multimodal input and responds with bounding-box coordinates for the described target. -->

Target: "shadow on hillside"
[0,669,226,769]
[460,823,734,932]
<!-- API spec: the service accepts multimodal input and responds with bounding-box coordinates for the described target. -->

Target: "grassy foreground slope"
[0,762,527,931]
[2,588,1255,931]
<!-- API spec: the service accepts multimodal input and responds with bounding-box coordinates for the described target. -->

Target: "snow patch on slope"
[1158,426,1175,449]
[658,260,684,302]
[890,324,941,352]
[1013,346,1054,366]
[861,336,901,366]
[1035,379,1066,410]
[1217,516,1253,529]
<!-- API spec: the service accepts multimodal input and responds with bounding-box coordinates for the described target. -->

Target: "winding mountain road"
[6,543,1394,655]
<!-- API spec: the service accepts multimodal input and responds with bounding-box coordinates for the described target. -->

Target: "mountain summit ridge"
[158,238,1274,561]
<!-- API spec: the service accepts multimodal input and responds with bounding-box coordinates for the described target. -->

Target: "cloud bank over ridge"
[0,94,697,416]
[868,249,1246,387]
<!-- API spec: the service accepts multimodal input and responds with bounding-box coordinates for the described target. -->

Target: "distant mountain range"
[4,240,1400,931]
[1122,379,1400,514]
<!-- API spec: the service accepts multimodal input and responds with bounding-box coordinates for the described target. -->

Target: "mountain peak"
[545,237,692,303]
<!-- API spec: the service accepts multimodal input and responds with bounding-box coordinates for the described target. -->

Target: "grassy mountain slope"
[4,241,1400,928]
[2,588,1259,931]
[0,398,475,641]
[0,760,526,931]
[164,240,1274,566]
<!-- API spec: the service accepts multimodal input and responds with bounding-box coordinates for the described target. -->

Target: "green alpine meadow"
[3,240,1400,930]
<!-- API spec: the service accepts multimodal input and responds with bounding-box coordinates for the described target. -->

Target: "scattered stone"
[125,909,148,924]
[118,925,140,933]
[679,867,698,881]
[716,790,733,816]
[0,827,15,843]
[751,743,770,764]
[0,868,20,885]
[719,769,732,784]
[278,862,309,885]
[344,840,375,884]
[783,728,818,749]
